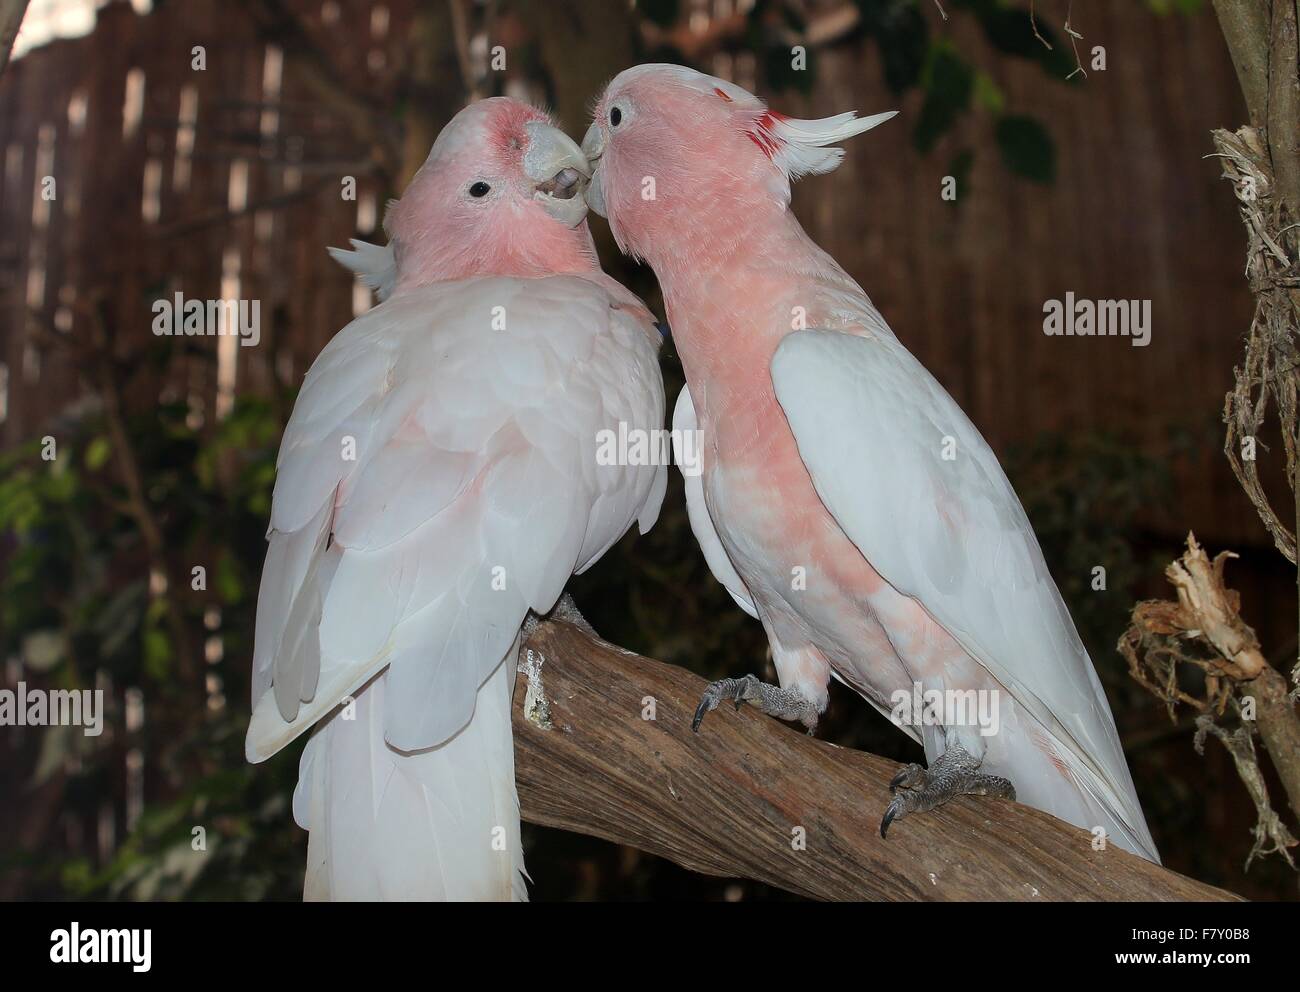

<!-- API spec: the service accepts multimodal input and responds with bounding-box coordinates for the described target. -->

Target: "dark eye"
[609,106,622,127]
[469,181,490,198]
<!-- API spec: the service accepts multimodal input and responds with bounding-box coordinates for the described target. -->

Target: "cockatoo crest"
[745,108,898,182]
[682,72,895,183]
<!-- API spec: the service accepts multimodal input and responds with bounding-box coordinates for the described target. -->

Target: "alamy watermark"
[889,682,1000,737]
[152,293,261,347]
[1043,293,1151,347]
[0,682,103,736]
[50,923,151,972]
[595,422,703,477]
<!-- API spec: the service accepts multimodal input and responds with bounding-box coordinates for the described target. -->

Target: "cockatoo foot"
[691,674,819,734]
[521,593,597,642]
[878,744,1015,839]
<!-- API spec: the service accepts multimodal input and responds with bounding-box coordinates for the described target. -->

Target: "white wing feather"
[672,385,758,618]
[770,327,1156,860]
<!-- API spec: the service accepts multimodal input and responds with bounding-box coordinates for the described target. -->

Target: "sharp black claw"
[880,807,896,840]
[888,769,909,793]
[691,700,709,733]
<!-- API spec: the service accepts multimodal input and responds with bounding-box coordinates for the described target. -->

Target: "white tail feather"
[295,652,527,901]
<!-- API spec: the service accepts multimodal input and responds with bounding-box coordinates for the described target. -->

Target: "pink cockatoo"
[246,97,667,900]
[581,65,1158,862]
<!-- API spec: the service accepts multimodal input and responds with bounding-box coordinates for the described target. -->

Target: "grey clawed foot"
[879,745,1016,839]
[691,675,818,734]
[692,675,763,732]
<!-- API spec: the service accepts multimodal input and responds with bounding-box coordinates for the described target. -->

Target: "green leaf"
[995,114,1055,183]
[216,552,244,604]
[973,71,1004,113]
[913,43,974,153]
[144,627,172,680]
[85,436,112,471]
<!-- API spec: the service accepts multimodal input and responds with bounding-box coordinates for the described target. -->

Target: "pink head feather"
[586,65,894,270]
[386,97,598,289]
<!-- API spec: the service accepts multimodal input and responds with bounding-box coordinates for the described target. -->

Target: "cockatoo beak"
[581,123,607,218]
[523,121,591,227]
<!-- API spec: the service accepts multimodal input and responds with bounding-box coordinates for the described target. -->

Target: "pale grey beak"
[580,123,607,218]
[523,121,591,227]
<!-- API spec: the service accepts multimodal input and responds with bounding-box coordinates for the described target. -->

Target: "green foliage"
[994,114,1055,182]
[1,376,304,900]
[914,41,975,153]
[855,0,929,93]
[814,2,1074,182]
[951,0,1077,79]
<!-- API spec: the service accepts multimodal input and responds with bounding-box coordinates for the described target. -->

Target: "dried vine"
[1120,535,1300,869]
[1217,125,1300,565]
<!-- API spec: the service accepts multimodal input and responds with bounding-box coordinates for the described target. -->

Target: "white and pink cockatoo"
[580,65,1158,862]
[246,97,667,900]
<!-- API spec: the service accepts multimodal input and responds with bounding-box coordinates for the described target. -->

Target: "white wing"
[247,274,665,761]
[672,385,757,619]
[770,327,1154,857]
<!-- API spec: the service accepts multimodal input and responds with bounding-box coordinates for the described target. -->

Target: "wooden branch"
[1266,0,1300,240]
[0,0,27,78]
[513,619,1239,901]
[1213,0,1272,127]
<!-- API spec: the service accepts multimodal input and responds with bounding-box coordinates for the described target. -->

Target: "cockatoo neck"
[394,217,600,288]
[652,205,826,388]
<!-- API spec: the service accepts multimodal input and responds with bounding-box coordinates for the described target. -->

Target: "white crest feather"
[328,238,397,302]
[764,110,898,180]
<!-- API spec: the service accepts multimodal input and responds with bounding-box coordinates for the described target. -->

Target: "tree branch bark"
[1213,0,1273,127]
[0,0,27,78]
[514,619,1239,901]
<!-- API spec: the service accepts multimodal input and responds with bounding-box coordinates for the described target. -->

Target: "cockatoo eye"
[609,106,623,127]
[468,181,491,198]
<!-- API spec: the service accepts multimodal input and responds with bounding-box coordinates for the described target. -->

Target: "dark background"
[1,0,1296,900]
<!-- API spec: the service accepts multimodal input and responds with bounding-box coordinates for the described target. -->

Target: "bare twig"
[1195,715,1297,869]
[156,178,335,240]
[1029,0,1053,50]
[1064,1,1086,80]
[1217,125,1300,565]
